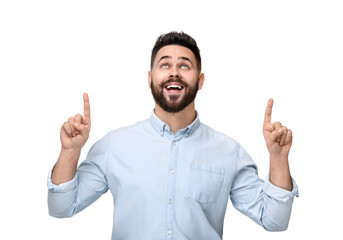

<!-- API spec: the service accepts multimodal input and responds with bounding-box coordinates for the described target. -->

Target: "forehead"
[154,45,196,63]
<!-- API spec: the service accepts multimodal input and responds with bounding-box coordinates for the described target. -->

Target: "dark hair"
[150,31,201,72]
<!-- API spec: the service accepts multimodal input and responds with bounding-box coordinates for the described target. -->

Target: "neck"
[154,102,196,135]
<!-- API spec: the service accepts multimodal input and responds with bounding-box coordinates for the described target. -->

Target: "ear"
[148,71,152,89]
[198,73,205,90]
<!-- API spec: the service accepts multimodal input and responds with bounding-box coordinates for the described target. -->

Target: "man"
[48,31,298,239]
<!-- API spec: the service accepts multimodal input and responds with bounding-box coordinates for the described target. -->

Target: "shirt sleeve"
[47,134,109,218]
[229,144,299,231]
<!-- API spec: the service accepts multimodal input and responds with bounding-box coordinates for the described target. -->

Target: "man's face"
[148,45,204,113]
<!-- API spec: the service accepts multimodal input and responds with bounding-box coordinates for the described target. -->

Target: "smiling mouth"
[166,85,183,90]
[164,82,185,94]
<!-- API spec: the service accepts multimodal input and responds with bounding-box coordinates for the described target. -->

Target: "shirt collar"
[149,109,200,137]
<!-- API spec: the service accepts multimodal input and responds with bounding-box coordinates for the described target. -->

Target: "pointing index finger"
[264,98,273,125]
[83,93,90,120]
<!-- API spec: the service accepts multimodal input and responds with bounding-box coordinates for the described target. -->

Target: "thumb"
[74,123,89,137]
[270,128,284,142]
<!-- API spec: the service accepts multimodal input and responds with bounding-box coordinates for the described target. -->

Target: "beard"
[150,77,199,113]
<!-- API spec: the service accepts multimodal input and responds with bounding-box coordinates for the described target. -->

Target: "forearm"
[269,155,292,191]
[51,149,81,185]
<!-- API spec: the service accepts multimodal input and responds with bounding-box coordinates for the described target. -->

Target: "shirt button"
[170,169,174,174]
[167,229,172,235]
[172,141,176,146]
[168,199,172,204]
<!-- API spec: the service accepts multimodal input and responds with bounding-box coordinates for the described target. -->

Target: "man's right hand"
[51,93,91,185]
[60,93,91,151]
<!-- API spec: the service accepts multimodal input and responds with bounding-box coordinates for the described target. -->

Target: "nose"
[170,74,180,78]
[169,65,180,79]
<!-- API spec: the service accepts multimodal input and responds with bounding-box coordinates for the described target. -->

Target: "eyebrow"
[157,56,194,66]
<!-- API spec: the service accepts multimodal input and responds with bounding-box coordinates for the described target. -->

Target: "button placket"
[165,138,178,238]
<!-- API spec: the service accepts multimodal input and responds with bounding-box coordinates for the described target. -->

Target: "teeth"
[166,85,182,90]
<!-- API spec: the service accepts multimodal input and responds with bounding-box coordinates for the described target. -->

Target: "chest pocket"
[187,164,225,204]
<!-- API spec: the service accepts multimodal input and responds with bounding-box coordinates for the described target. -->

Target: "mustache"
[158,78,190,88]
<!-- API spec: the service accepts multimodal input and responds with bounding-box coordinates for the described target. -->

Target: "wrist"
[57,148,81,167]
[269,153,288,161]
[60,147,81,156]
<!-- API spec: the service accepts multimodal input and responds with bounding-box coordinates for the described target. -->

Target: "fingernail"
[74,123,79,127]
[278,129,283,133]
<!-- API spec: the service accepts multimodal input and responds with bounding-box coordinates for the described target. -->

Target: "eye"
[161,63,168,68]
[181,64,189,69]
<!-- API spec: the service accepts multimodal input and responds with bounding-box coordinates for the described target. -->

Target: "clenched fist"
[263,99,292,157]
[60,93,91,151]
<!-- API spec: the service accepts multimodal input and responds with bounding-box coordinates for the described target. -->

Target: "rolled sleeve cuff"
[264,175,299,201]
[47,168,77,193]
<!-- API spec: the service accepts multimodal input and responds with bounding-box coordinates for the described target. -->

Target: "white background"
[1,0,342,239]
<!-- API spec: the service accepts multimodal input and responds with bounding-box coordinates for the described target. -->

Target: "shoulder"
[199,122,237,143]
[198,122,240,148]
[105,118,152,142]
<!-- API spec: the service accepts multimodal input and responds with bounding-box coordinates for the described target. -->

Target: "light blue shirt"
[48,110,298,240]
